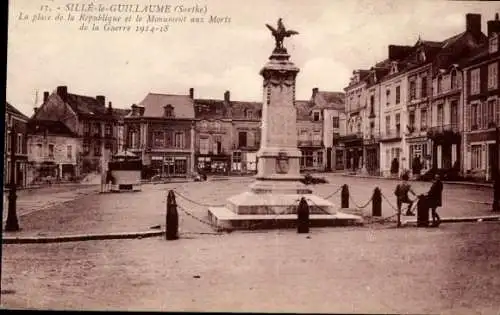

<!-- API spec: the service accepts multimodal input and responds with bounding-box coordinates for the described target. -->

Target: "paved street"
[2,222,500,313]
[1,174,496,237]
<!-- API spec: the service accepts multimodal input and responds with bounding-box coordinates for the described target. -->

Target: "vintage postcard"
[3,0,500,313]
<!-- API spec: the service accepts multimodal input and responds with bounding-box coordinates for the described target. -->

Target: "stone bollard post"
[341,184,349,209]
[297,197,310,234]
[166,190,179,240]
[372,187,382,217]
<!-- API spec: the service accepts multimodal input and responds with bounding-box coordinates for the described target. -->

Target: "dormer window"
[490,33,498,54]
[244,109,253,119]
[312,111,320,122]
[390,61,398,74]
[450,69,458,90]
[164,104,174,118]
[418,49,426,63]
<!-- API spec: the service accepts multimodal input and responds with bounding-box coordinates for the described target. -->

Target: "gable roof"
[6,102,29,121]
[138,93,195,119]
[27,119,77,137]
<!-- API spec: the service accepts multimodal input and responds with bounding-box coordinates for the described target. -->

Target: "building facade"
[4,102,29,187]
[26,120,80,183]
[463,15,500,181]
[33,86,128,176]
[124,90,196,177]
[342,70,369,172]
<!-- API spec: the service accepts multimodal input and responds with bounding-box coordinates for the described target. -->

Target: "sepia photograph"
[2,0,500,313]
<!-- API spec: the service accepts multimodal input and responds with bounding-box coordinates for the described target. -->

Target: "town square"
[3,0,500,313]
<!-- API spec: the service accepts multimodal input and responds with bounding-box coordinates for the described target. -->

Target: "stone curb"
[340,174,493,188]
[403,215,500,226]
[2,230,165,244]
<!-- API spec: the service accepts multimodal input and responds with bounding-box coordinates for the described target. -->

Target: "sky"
[6,0,500,117]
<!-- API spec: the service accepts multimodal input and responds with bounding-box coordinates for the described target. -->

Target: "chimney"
[131,104,138,116]
[224,90,230,102]
[56,86,68,102]
[96,95,105,107]
[43,91,49,103]
[487,13,500,36]
[107,101,112,113]
[312,87,319,98]
[466,13,482,37]
[388,45,412,61]
[189,88,194,99]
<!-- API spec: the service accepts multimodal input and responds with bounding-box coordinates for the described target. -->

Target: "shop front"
[363,139,379,175]
[197,154,231,175]
[150,153,191,177]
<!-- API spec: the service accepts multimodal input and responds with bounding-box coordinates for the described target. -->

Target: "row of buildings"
[4,85,345,187]
[340,13,500,181]
[5,12,499,187]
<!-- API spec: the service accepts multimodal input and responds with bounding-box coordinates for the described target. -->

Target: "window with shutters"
[385,116,390,135]
[437,104,444,127]
[421,76,428,98]
[488,62,498,90]
[471,103,479,130]
[450,70,458,90]
[487,99,496,128]
[199,137,209,155]
[247,132,255,147]
[409,80,416,101]
[238,131,247,148]
[471,145,482,170]
[470,68,480,95]
[420,109,427,131]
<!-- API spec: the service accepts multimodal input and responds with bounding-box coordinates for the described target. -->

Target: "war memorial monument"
[208,19,363,230]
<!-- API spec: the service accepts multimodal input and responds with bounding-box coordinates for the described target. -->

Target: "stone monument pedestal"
[208,20,362,230]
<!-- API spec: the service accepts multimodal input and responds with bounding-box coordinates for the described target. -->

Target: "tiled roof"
[296,100,314,120]
[231,101,262,119]
[27,119,77,137]
[66,94,106,115]
[194,98,227,118]
[112,108,131,118]
[6,102,29,120]
[138,93,195,119]
[314,91,344,110]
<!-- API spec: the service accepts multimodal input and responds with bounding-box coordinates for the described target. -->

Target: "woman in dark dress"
[427,174,443,226]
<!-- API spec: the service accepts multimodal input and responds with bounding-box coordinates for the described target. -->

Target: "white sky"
[6,0,500,116]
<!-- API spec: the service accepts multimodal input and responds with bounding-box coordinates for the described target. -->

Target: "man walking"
[427,174,443,227]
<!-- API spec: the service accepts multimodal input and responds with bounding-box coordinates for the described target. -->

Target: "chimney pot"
[43,91,49,103]
[224,90,230,102]
[96,95,105,107]
[56,86,68,101]
[487,13,500,36]
[189,88,194,99]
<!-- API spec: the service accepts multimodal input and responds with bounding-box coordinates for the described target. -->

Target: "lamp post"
[5,127,20,231]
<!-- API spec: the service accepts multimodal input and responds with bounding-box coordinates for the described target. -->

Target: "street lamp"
[5,127,20,231]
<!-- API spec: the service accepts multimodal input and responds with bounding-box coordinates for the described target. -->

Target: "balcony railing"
[338,132,363,142]
[380,128,402,141]
[427,123,460,136]
[297,140,323,147]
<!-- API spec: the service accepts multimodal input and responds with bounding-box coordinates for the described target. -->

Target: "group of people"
[394,172,443,227]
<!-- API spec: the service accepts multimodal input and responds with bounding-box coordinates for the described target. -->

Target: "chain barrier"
[349,194,374,209]
[175,203,227,233]
[321,186,343,201]
[304,198,334,215]
[173,190,225,208]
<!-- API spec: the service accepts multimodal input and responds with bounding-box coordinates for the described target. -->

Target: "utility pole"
[5,127,20,231]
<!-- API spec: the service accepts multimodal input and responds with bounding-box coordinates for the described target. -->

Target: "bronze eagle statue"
[265,18,299,51]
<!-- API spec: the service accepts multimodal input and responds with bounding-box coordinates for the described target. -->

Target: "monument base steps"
[208,206,364,230]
